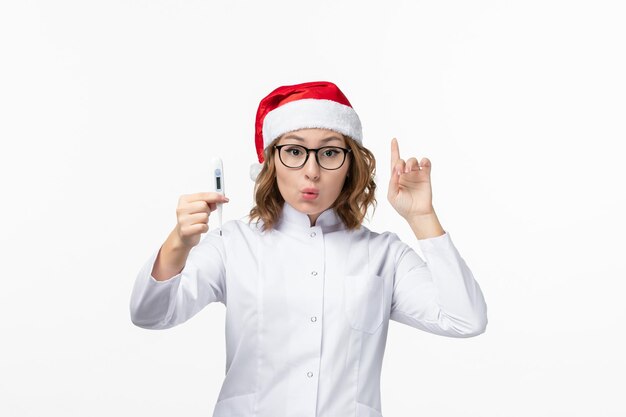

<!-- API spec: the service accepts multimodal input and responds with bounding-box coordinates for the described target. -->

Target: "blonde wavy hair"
[248,134,377,231]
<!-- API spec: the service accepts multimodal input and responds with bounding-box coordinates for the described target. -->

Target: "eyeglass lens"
[279,145,346,169]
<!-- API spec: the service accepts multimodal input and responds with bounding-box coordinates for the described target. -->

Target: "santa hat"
[250,81,363,180]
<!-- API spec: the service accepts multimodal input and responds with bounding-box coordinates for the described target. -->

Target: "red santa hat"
[250,81,363,180]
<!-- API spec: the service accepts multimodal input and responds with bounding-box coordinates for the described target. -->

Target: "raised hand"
[387,138,435,220]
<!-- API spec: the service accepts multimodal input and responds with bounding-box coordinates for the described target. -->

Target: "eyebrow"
[282,134,343,143]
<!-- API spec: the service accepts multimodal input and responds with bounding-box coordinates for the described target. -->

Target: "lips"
[301,187,319,200]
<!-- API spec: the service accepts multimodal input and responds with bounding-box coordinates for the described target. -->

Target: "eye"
[322,148,341,158]
[284,146,302,156]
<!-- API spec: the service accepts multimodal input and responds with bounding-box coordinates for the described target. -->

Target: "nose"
[304,150,320,180]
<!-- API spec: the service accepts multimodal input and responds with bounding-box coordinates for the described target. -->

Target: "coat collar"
[275,201,345,233]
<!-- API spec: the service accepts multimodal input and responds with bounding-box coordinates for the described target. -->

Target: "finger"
[404,157,420,173]
[188,192,230,203]
[179,200,218,216]
[187,212,210,225]
[183,200,212,214]
[393,159,406,176]
[420,158,432,175]
[180,223,208,236]
[388,158,400,197]
[390,138,400,170]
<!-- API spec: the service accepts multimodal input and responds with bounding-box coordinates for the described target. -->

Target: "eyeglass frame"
[273,144,352,170]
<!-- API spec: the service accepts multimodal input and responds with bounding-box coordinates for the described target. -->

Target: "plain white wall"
[1,1,624,416]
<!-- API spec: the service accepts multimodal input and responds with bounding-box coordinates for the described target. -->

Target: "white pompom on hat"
[250,81,363,181]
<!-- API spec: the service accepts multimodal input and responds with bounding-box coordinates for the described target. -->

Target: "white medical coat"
[130,202,488,417]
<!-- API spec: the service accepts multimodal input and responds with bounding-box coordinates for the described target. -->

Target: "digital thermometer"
[209,157,225,236]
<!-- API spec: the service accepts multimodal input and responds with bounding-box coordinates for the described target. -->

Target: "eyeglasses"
[274,144,352,170]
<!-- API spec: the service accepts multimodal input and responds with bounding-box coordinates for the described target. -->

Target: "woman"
[130,81,488,417]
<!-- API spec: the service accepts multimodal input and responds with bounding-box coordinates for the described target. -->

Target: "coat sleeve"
[389,231,488,338]
[129,229,227,330]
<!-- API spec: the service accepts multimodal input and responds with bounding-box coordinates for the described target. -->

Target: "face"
[274,128,351,225]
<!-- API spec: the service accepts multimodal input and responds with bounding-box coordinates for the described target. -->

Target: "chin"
[291,199,325,212]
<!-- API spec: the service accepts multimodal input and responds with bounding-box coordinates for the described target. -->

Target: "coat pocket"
[344,274,384,334]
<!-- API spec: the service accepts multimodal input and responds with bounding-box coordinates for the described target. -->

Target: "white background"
[1,1,625,416]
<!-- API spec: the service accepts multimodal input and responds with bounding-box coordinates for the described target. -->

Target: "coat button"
[311,271,318,276]
[310,232,316,238]
[310,316,317,322]
[307,371,313,377]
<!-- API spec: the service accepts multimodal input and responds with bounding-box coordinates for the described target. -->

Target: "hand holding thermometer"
[209,157,225,236]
